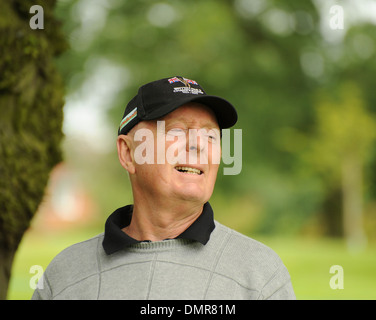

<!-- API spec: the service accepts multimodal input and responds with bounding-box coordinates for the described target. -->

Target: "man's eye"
[207,135,218,143]
[201,132,218,142]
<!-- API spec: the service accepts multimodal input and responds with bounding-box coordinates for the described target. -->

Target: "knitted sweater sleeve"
[257,263,296,300]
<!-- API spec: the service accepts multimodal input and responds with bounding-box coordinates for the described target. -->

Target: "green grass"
[7,228,376,300]
[259,236,376,300]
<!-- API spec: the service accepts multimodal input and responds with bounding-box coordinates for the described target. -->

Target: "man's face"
[127,103,221,206]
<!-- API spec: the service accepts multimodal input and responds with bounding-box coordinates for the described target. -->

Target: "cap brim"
[143,95,237,129]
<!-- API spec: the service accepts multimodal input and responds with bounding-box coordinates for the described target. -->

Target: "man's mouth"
[175,166,203,175]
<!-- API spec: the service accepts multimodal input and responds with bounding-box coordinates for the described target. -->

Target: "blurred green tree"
[304,83,376,248]
[54,0,376,239]
[0,0,66,299]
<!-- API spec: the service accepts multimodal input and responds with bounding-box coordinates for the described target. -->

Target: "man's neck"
[122,201,204,242]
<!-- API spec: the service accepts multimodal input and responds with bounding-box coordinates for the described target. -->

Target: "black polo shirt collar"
[102,202,215,255]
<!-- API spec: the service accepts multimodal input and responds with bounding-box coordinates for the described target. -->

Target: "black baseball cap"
[118,76,237,135]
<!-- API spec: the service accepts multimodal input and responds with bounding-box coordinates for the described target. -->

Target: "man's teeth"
[175,166,202,175]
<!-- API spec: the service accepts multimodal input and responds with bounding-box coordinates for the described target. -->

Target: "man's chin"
[173,189,211,205]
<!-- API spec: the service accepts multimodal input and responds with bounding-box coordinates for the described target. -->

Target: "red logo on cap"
[168,77,198,86]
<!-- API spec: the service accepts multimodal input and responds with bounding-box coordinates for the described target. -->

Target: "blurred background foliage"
[7,0,376,299]
[51,0,376,243]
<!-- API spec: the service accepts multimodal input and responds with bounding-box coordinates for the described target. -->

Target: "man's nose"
[186,130,204,153]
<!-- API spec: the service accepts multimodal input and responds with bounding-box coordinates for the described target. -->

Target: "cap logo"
[168,76,198,86]
[168,77,203,95]
[173,87,204,95]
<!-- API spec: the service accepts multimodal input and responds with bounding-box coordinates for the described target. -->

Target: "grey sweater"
[32,221,295,300]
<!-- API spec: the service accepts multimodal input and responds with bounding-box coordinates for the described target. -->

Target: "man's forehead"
[163,117,219,130]
[161,103,219,126]
[129,103,219,134]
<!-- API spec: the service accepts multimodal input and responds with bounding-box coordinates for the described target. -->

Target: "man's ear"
[117,135,136,174]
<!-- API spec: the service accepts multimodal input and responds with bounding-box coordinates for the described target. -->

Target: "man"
[32,76,295,300]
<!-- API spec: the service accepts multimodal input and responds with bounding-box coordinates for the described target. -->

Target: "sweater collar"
[102,202,215,255]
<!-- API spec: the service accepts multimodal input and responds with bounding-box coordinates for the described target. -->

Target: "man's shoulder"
[48,233,104,267]
[43,233,104,284]
[211,222,295,299]
[213,221,281,260]
[32,233,105,299]
[212,221,288,278]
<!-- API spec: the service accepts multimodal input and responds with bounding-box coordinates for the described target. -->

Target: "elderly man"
[32,76,295,300]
